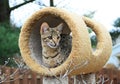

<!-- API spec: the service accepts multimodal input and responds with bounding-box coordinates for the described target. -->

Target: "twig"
[0,57,29,83]
[62,60,89,78]
[80,75,87,84]
[48,69,62,83]
[110,80,113,84]
[97,74,109,84]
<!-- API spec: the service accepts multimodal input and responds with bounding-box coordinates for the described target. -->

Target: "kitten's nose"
[50,42,56,47]
[49,41,58,48]
[53,43,56,46]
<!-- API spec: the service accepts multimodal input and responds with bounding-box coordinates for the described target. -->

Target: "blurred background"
[0,0,120,68]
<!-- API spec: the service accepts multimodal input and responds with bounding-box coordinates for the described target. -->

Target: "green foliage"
[110,29,120,40]
[113,17,120,27]
[112,17,120,44]
[0,22,20,66]
[110,28,120,45]
[90,35,97,48]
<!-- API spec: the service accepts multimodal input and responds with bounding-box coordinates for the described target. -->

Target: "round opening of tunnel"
[28,13,72,67]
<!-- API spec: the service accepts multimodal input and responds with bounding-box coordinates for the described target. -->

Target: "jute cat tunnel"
[19,7,112,76]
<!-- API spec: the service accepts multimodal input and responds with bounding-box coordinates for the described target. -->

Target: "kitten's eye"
[43,38,47,42]
[48,36,52,39]
[57,36,60,39]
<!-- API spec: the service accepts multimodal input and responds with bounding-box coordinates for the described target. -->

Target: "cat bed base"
[19,7,112,76]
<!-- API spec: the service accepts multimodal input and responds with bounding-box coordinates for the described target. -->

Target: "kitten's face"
[40,22,63,48]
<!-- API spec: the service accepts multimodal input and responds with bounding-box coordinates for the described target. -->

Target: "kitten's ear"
[40,22,49,34]
[57,23,63,33]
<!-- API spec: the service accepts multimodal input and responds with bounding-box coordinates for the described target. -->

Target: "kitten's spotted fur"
[40,22,72,68]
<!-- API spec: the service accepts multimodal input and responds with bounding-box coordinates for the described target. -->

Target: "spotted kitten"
[40,22,71,68]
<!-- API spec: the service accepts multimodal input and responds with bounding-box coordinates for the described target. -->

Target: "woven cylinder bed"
[19,7,112,76]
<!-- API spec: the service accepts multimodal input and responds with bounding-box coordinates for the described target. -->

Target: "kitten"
[40,22,72,68]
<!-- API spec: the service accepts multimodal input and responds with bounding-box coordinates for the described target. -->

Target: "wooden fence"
[0,66,120,84]
[0,66,43,84]
[96,68,120,84]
